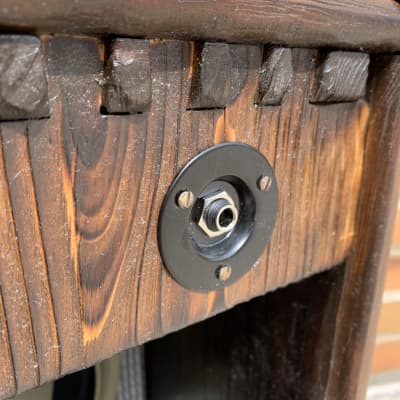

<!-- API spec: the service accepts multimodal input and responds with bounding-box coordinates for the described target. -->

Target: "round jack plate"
[158,142,278,292]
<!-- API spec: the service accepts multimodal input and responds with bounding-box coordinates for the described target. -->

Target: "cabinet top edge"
[0,0,400,52]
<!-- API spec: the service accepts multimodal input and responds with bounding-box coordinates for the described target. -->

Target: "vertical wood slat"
[0,125,39,393]
[0,289,16,399]
[326,55,400,400]
[2,123,60,384]
[27,36,104,374]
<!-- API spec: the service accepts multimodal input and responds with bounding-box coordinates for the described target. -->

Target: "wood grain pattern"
[2,123,60,385]
[0,124,39,394]
[0,1,400,51]
[0,36,372,397]
[312,51,370,103]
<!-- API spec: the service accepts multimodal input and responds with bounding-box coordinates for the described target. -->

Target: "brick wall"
[371,201,400,373]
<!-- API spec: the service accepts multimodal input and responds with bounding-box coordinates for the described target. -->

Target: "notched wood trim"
[255,47,294,107]
[0,35,50,122]
[188,42,250,110]
[102,38,152,115]
[311,51,370,104]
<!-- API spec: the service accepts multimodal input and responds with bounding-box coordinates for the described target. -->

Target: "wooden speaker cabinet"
[0,1,399,399]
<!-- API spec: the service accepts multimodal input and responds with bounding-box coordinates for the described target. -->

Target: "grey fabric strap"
[117,346,146,400]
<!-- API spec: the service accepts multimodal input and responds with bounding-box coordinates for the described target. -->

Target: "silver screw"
[216,265,232,282]
[258,175,272,192]
[176,190,195,209]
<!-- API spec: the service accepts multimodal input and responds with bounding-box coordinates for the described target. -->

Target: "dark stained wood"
[0,35,389,397]
[146,264,346,400]
[256,47,293,106]
[0,1,400,51]
[223,47,367,296]
[0,290,16,399]
[145,58,400,400]
[312,51,370,103]
[28,36,104,377]
[189,43,248,110]
[0,35,49,121]
[2,123,60,385]
[102,39,151,114]
[325,55,400,400]
[0,124,39,395]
